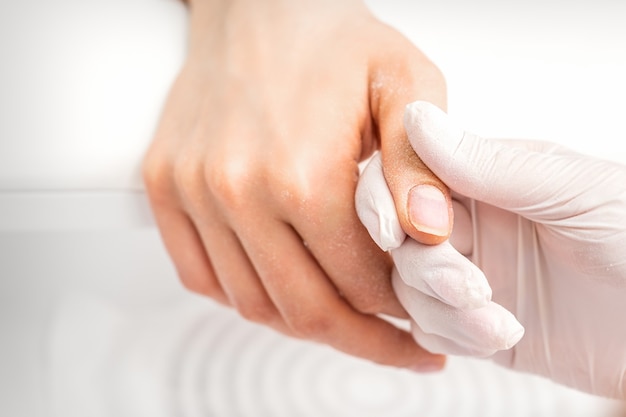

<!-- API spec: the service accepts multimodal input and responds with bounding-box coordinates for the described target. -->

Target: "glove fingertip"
[478,304,525,352]
[356,153,406,251]
[503,319,525,350]
[378,216,406,252]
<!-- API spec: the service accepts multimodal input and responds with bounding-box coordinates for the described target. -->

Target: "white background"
[1,0,625,416]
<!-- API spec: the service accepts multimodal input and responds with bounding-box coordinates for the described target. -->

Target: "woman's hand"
[143,0,450,370]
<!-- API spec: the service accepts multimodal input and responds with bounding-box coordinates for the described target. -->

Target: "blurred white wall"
[368,0,626,163]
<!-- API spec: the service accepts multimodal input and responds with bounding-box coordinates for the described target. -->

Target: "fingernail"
[408,185,449,236]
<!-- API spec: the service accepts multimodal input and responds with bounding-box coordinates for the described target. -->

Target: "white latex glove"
[356,101,626,399]
[357,152,525,358]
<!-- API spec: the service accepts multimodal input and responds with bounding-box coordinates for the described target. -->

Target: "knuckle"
[234,300,278,324]
[286,311,335,340]
[178,271,222,299]
[142,150,174,203]
[280,162,351,214]
[205,157,254,209]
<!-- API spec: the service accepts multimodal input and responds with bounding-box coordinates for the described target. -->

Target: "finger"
[191,217,292,335]
[175,171,293,335]
[148,202,229,306]
[392,239,491,310]
[392,270,525,356]
[355,152,406,251]
[238,218,446,371]
[370,36,453,245]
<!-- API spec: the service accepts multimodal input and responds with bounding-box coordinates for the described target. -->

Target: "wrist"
[186,0,369,31]
[185,0,372,63]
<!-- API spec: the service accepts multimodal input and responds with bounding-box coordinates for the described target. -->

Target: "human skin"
[143,0,451,370]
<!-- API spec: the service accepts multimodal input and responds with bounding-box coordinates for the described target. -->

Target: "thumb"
[403,101,596,216]
[374,68,453,245]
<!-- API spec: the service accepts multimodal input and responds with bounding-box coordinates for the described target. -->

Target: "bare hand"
[143,0,450,370]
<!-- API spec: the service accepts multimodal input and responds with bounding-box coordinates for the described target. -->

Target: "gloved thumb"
[403,101,594,217]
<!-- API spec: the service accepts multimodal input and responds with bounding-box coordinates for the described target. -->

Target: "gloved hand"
[356,101,626,399]
[357,152,525,358]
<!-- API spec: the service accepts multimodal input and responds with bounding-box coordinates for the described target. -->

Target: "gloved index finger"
[392,239,492,310]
